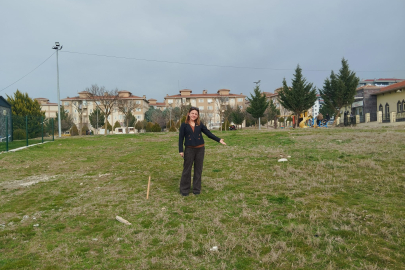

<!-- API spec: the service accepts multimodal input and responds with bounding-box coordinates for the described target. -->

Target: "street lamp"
[52,42,63,137]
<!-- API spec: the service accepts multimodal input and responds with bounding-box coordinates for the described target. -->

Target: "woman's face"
[188,110,199,122]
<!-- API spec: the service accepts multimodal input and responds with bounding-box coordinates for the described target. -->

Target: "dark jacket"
[179,123,221,152]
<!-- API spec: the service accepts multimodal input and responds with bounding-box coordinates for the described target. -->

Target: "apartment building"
[264,88,292,117]
[35,98,58,118]
[148,99,166,111]
[164,89,246,127]
[358,78,404,87]
[60,90,149,130]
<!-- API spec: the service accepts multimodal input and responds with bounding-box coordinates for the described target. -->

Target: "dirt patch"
[0,175,58,190]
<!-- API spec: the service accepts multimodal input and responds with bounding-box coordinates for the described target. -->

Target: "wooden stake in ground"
[146,176,151,199]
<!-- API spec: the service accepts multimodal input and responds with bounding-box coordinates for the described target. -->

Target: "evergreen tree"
[88,107,105,129]
[55,105,74,133]
[124,111,136,128]
[278,65,317,128]
[246,85,269,129]
[265,99,280,128]
[113,121,121,130]
[230,106,245,129]
[319,58,359,125]
[7,90,45,138]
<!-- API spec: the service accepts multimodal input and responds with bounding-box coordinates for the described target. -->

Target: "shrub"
[135,121,143,132]
[286,116,293,122]
[106,121,112,131]
[81,124,88,135]
[13,129,26,140]
[70,124,79,136]
[152,123,161,132]
[176,120,181,128]
[169,125,177,132]
[278,117,285,123]
[166,120,175,128]
[145,122,154,132]
[180,115,186,124]
[113,121,121,130]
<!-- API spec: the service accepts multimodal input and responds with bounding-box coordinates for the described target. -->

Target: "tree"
[144,107,155,122]
[55,106,74,133]
[7,90,45,138]
[88,107,105,131]
[265,100,280,128]
[124,111,137,128]
[246,84,269,130]
[117,99,139,132]
[85,84,119,136]
[113,121,121,130]
[231,106,245,129]
[215,97,228,131]
[70,124,79,136]
[278,65,317,128]
[319,58,359,125]
[71,101,85,136]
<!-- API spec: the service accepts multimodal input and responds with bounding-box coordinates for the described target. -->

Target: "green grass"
[0,127,404,269]
[0,139,50,152]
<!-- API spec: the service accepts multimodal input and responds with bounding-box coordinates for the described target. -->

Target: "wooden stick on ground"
[146,176,151,199]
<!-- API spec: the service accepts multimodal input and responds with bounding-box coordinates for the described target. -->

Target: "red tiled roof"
[61,95,143,100]
[378,80,405,93]
[356,85,382,90]
[155,102,166,106]
[164,93,245,98]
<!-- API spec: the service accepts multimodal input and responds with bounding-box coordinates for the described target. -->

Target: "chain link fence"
[0,115,54,152]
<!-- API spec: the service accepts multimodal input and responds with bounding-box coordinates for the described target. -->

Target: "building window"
[198,99,204,103]
[64,102,69,106]
[397,101,402,113]
[207,106,213,110]
[135,100,141,104]
[379,104,383,111]
[83,101,87,105]
[385,103,389,115]
[65,109,69,113]
[199,106,204,110]
[167,99,173,104]
[207,99,213,103]
[136,108,141,112]
[402,100,405,112]
[237,98,243,102]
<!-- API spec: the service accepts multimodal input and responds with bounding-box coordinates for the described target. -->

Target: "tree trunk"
[258,117,261,130]
[104,116,108,136]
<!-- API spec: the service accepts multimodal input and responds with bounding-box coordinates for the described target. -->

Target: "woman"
[179,107,226,196]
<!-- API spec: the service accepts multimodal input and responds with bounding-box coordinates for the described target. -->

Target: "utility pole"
[52,42,63,137]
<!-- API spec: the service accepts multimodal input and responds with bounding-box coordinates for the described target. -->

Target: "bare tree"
[85,84,119,135]
[215,97,228,131]
[117,99,140,133]
[71,101,84,136]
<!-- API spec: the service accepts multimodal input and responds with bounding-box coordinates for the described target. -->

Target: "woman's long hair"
[185,107,200,125]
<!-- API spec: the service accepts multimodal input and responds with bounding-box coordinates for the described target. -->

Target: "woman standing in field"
[179,107,226,196]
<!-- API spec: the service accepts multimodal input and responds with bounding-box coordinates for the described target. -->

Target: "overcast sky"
[1,0,404,103]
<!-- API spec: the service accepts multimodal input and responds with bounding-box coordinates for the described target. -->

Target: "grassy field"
[0,126,404,269]
[0,139,52,152]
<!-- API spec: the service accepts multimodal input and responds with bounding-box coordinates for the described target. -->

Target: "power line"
[61,50,404,73]
[0,52,55,93]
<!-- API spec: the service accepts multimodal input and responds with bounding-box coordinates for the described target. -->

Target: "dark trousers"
[180,147,205,194]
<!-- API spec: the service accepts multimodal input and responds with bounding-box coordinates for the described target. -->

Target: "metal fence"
[344,116,356,126]
[369,112,377,122]
[0,115,54,152]
[382,113,390,123]
[359,115,365,123]
[396,112,405,122]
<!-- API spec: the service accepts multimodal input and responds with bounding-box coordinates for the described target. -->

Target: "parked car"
[229,125,236,130]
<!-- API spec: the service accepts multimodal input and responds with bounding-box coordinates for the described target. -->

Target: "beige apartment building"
[35,98,58,118]
[60,90,149,131]
[164,89,246,127]
[264,88,292,117]
[148,99,167,111]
